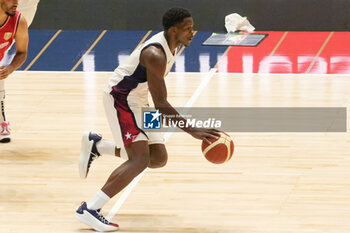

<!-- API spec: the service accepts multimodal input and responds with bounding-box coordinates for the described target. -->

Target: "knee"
[148,151,168,169]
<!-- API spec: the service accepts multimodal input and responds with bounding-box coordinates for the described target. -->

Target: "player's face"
[175,17,194,47]
[1,0,18,17]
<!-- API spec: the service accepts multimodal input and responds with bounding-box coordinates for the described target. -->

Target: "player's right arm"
[140,45,219,143]
[0,15,28,80]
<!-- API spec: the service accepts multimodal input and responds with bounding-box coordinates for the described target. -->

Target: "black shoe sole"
[0,138,11,143]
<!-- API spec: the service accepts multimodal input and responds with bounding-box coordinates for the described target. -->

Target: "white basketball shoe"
[0,121,10,143]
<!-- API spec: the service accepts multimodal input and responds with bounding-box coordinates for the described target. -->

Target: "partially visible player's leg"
[0,80,10,143]
[76,137,150,232]
[101,140,150,197]
[0,81,5,124]
[148,144,168,168]
[79,132,168,179]
[76,91,150,231]
[79,132,121,179]
[79,92,128,179]
[147,132,168,168]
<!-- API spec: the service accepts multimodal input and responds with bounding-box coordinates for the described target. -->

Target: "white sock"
[96,139,116,156]
[1,100,5,122]
[87,190,111,210]
[0,82,5,122]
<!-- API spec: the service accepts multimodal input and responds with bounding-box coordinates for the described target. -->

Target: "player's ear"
[169,25,177,35]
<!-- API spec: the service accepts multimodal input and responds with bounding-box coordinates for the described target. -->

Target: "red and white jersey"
[0,11,21,61]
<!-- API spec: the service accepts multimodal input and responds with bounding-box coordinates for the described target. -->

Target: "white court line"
[106,67,217,221]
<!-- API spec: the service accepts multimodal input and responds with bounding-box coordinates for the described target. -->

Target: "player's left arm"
[0,15,29,80]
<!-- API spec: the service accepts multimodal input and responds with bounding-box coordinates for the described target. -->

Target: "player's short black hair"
[162,7,192,31]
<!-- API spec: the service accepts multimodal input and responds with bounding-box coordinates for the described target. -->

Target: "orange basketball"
[201,132,234,164]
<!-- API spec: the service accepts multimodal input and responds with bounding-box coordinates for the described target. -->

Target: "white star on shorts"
[125,132,132,140]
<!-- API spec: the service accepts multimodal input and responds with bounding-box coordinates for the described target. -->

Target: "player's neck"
[164,31,179,55]
[0,12,8,26]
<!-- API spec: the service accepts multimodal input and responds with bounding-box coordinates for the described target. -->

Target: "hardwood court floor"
[0,71,349,233]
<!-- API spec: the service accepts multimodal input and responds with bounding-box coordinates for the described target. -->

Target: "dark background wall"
[30,0,350,31]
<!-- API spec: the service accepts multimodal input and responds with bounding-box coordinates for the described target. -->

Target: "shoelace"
[87,152,99,169]
[95,210,110,224]
[0,126,9,134]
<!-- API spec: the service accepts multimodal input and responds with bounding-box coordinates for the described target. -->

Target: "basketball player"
[0,0,29,143]
[76,8,220,232]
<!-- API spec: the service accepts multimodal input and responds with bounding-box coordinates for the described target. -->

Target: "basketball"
[201,132,234,164]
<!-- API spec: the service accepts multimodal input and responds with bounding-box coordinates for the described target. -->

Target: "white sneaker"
[76,202,119,232]
[79,132,102,179]
[0,121,10,143]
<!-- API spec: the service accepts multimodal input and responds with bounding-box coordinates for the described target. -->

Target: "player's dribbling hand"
[0,66,14,80]
[188,128,221,144]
